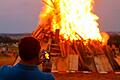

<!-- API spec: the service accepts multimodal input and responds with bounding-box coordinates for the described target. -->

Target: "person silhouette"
[0,36,55,80]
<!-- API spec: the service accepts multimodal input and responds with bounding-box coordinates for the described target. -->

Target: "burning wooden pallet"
[32,0,120,72]
[32,27,120,72]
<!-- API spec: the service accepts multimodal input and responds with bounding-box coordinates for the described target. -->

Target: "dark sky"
[0,0,120,33]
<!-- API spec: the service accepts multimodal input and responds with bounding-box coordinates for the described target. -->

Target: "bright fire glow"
[36,0,102,41]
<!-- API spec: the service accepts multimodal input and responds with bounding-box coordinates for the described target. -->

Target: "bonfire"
[32,0,120,72]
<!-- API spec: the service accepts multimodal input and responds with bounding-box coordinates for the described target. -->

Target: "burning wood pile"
[32,0,120,72]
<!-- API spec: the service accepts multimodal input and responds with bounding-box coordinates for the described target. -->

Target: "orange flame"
[38,0,102,41]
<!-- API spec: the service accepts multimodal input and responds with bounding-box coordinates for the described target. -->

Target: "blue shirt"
[0,64,55,80]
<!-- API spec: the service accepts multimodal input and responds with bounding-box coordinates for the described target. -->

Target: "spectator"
[0,36,55,80]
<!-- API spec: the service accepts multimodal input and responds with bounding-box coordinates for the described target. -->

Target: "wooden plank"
[59,41,67,57]
[94,55,113,72]
[114,56,120,66]
[57,57,69,72]
[68,55,78,71]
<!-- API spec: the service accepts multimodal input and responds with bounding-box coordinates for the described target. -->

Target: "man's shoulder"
[0,65,12,79]
[0,65,55,80]
[0,65,12,71]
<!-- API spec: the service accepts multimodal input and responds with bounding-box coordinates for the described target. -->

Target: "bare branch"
[42,0,54,8]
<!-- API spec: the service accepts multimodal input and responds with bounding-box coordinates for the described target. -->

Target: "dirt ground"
[53,72,120,80]
[0,56,120,80]
[0,56,16,66]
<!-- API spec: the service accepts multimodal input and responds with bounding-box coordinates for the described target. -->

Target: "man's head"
[18,37,41,62]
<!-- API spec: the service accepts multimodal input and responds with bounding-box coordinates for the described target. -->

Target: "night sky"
[0,0,120,33]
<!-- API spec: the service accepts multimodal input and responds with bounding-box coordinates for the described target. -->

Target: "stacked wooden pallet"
[32,25,120,72]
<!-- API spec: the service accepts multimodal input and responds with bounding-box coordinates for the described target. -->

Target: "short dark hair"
[18,37,40,61]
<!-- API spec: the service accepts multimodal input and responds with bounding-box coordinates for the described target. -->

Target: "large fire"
[33,0,102,41]
[31,0,120,72]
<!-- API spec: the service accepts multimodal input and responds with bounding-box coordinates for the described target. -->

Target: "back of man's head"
[18,37,40,61]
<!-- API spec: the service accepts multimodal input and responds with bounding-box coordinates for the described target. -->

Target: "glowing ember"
[34,0,102,41]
